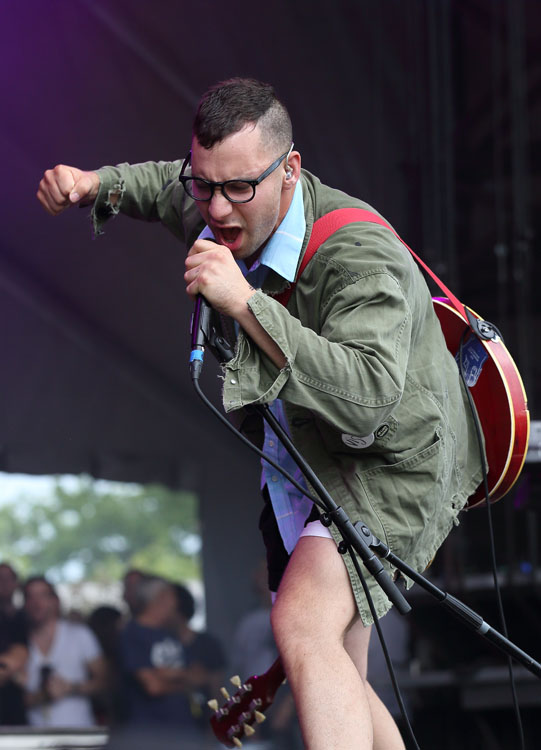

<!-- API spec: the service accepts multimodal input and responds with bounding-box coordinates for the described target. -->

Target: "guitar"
[274,207,530,510]
[433,297,530,508]
[208,658,286,748]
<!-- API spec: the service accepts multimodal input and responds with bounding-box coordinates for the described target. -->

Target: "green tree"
[0,476,201,584]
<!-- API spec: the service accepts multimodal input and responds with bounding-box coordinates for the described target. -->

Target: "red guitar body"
[433,298,530,508]
[273,208,530,510]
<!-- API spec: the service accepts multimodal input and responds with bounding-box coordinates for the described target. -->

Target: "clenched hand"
[37,164,100,216]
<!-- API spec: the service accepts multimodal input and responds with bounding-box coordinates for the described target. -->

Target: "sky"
[0,472,58,505]
[0,472,142,505]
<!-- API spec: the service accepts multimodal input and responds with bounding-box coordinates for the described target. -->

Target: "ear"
[282,150,301,192]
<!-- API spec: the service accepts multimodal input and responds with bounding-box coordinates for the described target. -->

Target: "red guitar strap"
[275,207,468,323]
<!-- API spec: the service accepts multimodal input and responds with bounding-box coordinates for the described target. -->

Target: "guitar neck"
[209,656,287,747]
[258,656,286,697]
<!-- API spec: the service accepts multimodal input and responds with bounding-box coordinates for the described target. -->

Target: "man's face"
[123,570,142,613]
[190,124,292,264]
[24,581,58,625]
[0,564,18,604]
[153,586,179,629]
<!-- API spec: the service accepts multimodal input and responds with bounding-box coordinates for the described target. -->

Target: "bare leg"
[271,537,373,750]
[344,620,406,750]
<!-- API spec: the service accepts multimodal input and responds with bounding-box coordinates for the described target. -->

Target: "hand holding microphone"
[185,238,256,379]
[184,239,256,317]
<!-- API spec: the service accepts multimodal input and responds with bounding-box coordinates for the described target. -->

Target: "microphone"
[40,664,53,702]
[190,294,212,380]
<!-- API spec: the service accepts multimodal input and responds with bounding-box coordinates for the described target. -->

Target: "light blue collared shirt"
[198,180,312,554]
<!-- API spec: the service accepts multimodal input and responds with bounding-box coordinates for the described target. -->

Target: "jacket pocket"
[356,431,447,557]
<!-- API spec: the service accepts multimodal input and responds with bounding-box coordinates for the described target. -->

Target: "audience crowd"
[0,561,228,745]
[0,559,310,748]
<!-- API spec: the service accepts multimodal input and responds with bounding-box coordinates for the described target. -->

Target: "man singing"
[37,77,483,749]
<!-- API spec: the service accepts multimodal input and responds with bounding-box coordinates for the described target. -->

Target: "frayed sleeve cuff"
[90,167,126,237]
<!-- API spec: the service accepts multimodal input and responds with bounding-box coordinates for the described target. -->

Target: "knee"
[270,593,312,656]
[271,589,345,660]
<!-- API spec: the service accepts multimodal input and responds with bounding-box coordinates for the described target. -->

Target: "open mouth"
[219,227,240,241]
[215,226,242,249]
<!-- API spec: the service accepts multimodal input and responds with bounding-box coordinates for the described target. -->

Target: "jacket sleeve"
[222,230,414,437]
[91,160,192,241]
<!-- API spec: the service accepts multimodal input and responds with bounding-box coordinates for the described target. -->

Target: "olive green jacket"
[93,161,483,622]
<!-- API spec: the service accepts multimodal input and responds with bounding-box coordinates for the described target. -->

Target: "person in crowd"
[23,575,107,727]
[0,562,22,619]
[118,575,201,737]
[87,604,124,725]
[231,559,275,679]
[0,562,27,725]
[121,568,146,617]
[172,582,226,726]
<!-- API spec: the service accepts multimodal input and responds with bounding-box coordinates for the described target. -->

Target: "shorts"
[259,487,332,592]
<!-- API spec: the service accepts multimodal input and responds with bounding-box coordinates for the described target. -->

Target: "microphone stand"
[257,403,541,678]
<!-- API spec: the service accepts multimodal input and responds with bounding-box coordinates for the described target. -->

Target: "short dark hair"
[173,583,195,622]
[193,77,292,153]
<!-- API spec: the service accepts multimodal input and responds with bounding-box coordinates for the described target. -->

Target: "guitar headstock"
[208,658,285,748]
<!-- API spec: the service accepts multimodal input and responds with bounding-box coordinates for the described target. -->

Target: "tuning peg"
[254,710,266,724]
[230,675,242,687]
[232,738,242,748]
[243,724,256,737]
[220,687,231,700]
[207,698,218,711]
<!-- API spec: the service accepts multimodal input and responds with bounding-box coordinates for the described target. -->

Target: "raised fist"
[37,164,100,216]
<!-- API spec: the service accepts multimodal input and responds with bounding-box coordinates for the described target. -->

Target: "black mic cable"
[187,295,321,505]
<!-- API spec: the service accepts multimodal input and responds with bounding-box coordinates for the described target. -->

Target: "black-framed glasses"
[178,144,293,204]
